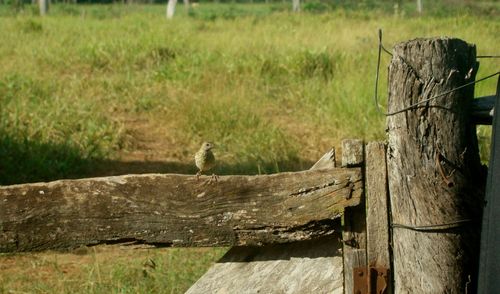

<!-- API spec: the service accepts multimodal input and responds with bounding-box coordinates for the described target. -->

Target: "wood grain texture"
[187,149,345,294]
[0,168,362,252]
[386,38,484,293]
[187,236,344,294]
[310,148,337,170]
[341,139,364,167]
[343,249,366,294]
[341,139,367,294]
[365,142,390,269]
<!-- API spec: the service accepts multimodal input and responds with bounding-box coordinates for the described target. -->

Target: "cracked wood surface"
[0,168,361,252]
[186,236,344,294]
[387,38,484,293]
[187,148,345,294]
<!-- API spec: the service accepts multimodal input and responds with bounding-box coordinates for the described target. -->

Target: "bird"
[195,141,218,183]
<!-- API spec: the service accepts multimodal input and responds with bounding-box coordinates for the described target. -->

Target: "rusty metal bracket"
[353,267,368,294]
[353,266,390,294]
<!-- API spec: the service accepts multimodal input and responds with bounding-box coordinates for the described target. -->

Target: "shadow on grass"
[0,133,95,185]
[0,133,314,185]
[90,158,315,179]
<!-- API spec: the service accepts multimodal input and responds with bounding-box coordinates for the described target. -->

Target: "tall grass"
[0,246,227,293]
[1,4,498,184]
[0,3,498,292]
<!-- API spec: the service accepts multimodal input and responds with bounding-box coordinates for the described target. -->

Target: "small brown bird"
[195,142,218,182]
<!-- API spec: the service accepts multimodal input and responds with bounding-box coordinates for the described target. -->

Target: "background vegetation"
[0,1,498,292]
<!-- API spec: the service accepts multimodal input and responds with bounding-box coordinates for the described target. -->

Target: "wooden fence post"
[185,148,349,294]
[386,38,484,293]
[477,76,500,293]
[39,0,49,16]
[341,139,367,294]
[365,142,391,293]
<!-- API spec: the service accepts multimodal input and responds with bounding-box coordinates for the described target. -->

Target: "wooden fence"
[1,37,498,293]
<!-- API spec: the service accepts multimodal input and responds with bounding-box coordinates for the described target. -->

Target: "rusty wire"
[477,55,500,59]
[374,29,500,116]
[391,219,474,232]
[375,31,493,232]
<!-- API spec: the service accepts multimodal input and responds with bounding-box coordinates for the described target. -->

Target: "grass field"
[0,2,499,293]
[0,246,227,293]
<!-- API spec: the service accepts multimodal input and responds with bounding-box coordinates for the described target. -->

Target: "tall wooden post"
[341,139,367,294]
[292,0,300,12]
[166,0,177,19]
[478,77,500,293]
[386,38,484,293]
[39,0,49,16]
[416,0,423,14]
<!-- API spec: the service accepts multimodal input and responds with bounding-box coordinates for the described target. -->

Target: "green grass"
[1,3,497,184]
[0,246,228,293]
[0,3,499,293]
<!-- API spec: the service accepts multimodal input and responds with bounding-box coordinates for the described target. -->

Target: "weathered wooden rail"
[0,167,361,252]
[1,37,497,294]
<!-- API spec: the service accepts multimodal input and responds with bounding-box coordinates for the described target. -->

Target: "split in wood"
[0,167,362,252]
[435,152,455,188]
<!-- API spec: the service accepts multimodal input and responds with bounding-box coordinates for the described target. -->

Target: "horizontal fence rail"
[0,168,362,252]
